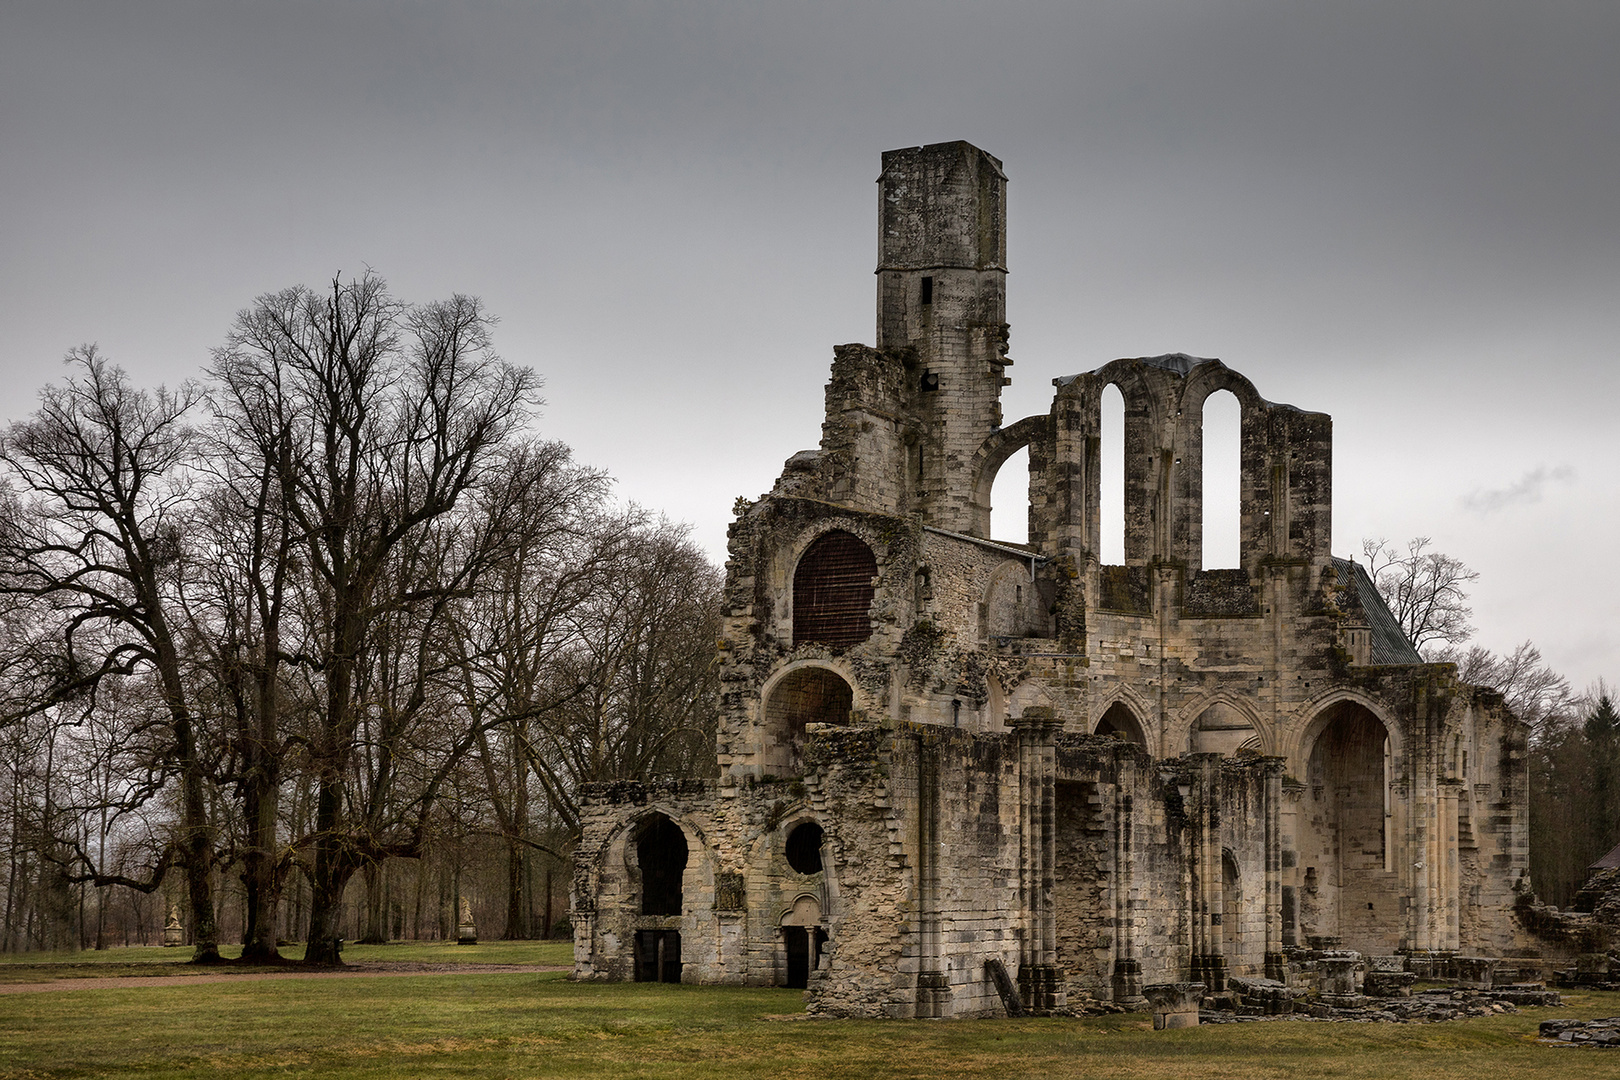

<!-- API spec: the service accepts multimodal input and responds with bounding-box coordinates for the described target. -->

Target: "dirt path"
[0,963,569,995]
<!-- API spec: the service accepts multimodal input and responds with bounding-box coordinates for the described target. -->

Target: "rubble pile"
[1538,1017,1620,1046]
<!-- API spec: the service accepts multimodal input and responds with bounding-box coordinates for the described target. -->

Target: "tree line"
[1362,537,1617,907]
[0,274,719,960]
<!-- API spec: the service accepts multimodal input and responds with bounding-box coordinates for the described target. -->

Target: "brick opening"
[793,531,877,648]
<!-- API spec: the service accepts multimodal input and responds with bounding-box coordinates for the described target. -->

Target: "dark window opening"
[636,816,688,916]
[634,929,682,983]
[920,276,933,305]
[793,531,877,648]
[785,822,825,874]
[782,926,829,989]
[1094,701,1147,747]
[920,370,940,392]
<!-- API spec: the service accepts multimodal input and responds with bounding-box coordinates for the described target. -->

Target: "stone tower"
[876,142,1010,534]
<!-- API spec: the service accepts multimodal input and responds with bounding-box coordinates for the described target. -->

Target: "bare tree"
[213,274,539,964]
[1360,536,1480,655]
[447,441,615,938]
[520,515,721,838]
[1430,640,1575,727]
[0,351,222,960]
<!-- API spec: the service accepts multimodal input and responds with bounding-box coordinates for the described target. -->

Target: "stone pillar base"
[1264,951,1288,982]
[1112,957,1144,1006]
[1454,956,1499,990]
[1018,963,1066,1014]
[1191,953,1228,992]
[916,970,951,1018]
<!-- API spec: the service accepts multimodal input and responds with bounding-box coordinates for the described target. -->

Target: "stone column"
[915,732,949,1018]
[1014,707,1064,1012]
[1441,778,1462,952]
[1317,950,1363,1008]
[1112,750,1144,1005]
[1185,755,1225,991]
[1263,758,1287,981]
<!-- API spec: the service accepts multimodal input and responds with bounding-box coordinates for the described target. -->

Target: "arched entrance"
[1095,701,1147,748]
[630,814,687,983]
[779,895,826,989]
[1298,702,1396,952]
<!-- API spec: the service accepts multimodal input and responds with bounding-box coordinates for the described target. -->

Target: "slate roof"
[1332,557,1423,665]
[1591,842,1620,871]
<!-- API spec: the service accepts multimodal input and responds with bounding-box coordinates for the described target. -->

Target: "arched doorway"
[1298,702,1396,952]
[1221,850,1243,972]
[630,814,687,983]
[779,895,826,989]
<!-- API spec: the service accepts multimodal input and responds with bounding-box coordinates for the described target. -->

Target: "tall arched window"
[989,445,1029,545]
[793,531,877,648]
[1201,389,1241,570]
[1101,384,1125,564]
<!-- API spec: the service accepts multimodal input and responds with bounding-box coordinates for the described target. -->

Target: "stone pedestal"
[1317,950,1363,1008]
[1143,982,1204,1029]
[1403,949,1455,980]
[1364,971,1416,997]
[456,897,477,945]
[162,905,184,947]
[1228,975,1294,1015]
[1453,956,1498,990]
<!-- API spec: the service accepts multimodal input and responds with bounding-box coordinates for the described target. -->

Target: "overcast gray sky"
[2,1,1615,692]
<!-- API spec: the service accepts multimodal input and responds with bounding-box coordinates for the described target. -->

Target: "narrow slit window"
[1201,389,1241,569]
[920,276,933,305]
[1100,384,1125,564]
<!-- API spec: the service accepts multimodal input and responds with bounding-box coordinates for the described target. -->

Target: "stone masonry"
[573,141,1534,1018]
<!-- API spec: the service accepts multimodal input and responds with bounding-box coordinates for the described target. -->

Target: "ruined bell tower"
[877,142,1010,534]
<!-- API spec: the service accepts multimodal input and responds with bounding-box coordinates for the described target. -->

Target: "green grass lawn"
[1,968,1616,1080]
[0,939,573,983]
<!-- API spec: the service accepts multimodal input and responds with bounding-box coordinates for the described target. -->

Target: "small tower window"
[920,276,933,305]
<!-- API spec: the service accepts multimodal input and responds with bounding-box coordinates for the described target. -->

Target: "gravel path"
[0,963,569,995]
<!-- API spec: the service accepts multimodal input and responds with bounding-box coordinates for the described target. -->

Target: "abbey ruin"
[572,141,1533,1017]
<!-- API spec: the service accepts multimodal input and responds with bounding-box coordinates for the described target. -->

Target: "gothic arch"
[1091,685,1153,749]
[1092,694,1150,750]
[1290,687,1403,774]
[969,413,1051,540]
[1171,692,1274,758]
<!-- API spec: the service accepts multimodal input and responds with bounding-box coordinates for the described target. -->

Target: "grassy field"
[1,955,1615,1080]
[0,940,573,983]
